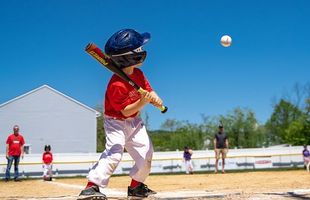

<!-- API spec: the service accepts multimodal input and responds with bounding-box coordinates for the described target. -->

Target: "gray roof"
[0,84,101,117]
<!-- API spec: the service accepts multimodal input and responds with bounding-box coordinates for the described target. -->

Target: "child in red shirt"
[78,29,164,200]
[42,145,53,181]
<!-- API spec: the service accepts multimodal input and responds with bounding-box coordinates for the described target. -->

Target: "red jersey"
[42,152,53,164]
[105,68,153,118]
[6,133,25,156]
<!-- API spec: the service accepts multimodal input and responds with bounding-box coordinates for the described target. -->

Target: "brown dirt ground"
[0,170,309,199]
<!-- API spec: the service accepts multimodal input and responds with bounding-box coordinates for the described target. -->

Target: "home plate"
[152,190,228,199]
[291,189,310,195]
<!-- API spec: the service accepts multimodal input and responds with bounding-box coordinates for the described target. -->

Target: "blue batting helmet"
[105,29,150,68]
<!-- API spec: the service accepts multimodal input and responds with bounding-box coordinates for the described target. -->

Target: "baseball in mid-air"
[220,35,232,47]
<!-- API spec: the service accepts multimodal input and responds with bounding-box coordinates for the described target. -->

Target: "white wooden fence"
[0,146,305,178]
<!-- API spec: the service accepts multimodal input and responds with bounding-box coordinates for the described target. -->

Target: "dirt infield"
[0,170,309,199]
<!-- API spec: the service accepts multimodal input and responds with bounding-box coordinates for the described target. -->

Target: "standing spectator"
[214,124,229,174]
[5,125,25,182]
[183,146,193,174]
[42,145,53,181]
[302,145,310,172]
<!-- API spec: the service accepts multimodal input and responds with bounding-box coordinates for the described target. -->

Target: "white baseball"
[220,35,232,47]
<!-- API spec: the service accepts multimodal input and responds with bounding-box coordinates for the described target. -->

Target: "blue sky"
[0,1,309,130]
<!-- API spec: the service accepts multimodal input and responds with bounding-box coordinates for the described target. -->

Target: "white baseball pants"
[185,160,193,174]
[43,164,52,178]
[88,116,153,188]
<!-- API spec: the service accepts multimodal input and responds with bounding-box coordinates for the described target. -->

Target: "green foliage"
[284,108,310,146]
[266,99,303,144]
[151,121,206,151]
[160,119,182,132]
[95,106,106,152]
[285,118,306,145]
[218,108,265,148]
[151,108,264,151]
[265,98,309,145]
[96,114,106,152]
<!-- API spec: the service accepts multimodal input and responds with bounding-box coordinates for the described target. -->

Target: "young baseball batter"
[78,29,163,200]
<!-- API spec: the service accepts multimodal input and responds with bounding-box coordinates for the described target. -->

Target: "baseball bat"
[85,43,168,113]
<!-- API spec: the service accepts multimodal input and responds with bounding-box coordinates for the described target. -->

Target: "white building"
[0,85,100,154]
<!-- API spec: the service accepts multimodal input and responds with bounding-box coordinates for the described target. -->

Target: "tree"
[152,108,263,151]
[285,118,307,145]
[222,108,261,148]
[160,119,182,132]
[266,99,304,144]
[141,111,150,130]
[285,98,310,145]
[94,105,105,152]
[200,114,218,149]
[304,99,310,145]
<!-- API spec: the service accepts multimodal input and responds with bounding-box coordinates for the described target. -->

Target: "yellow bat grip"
[138,88,168,113]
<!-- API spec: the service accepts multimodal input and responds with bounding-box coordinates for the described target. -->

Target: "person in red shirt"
[42,145,53,181]
[5,125,25,182]
[78,29,164,200]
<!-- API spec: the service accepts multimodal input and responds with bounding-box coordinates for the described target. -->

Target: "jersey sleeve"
[21,136,25,146]
[107,83,131,111]
[138,69,153,92]
[6,136,11,144]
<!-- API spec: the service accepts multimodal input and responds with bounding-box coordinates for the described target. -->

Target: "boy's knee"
[101,144,124,161]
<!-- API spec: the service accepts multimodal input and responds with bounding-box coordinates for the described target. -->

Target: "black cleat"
[128,183,156,198]
[43,177,53,181]
[146,186,157,195]
[77,185,107,200]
